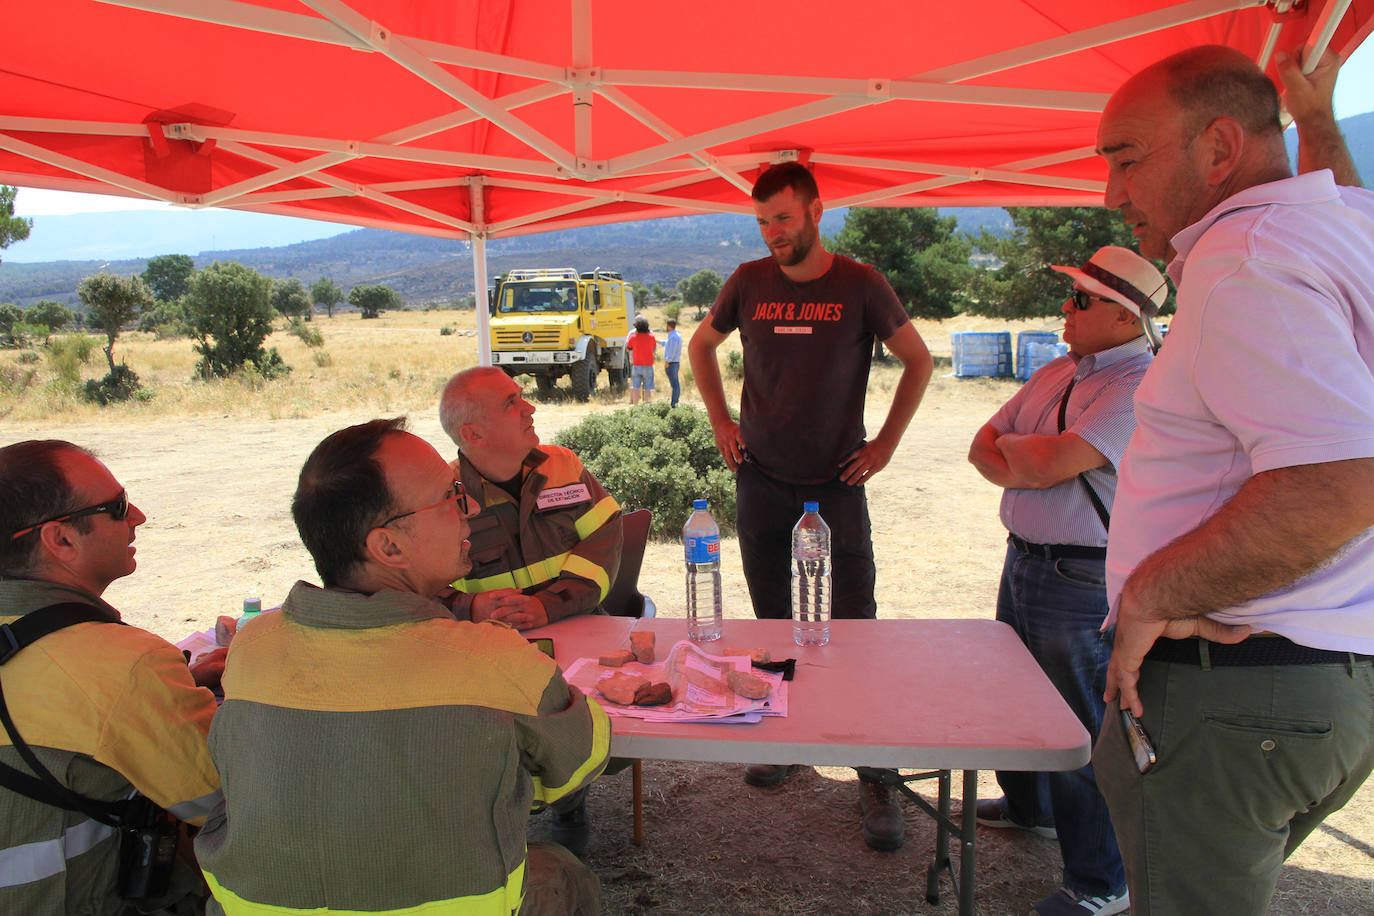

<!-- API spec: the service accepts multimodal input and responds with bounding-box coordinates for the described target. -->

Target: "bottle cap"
[242,597,262,617]
[803,501,819,513]
[693,498,708,510]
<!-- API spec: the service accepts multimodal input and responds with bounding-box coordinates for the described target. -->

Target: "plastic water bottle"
[683,499,723,642]
[791,502,831,647]
[241,597,261,622]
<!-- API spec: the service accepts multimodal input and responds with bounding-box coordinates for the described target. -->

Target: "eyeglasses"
[377,480,470,529]
[9,490,131,541]
[1069,289,1111,311]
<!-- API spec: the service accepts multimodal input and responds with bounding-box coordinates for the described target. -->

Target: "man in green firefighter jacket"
[439,368,623,631]
[195,419,610,916]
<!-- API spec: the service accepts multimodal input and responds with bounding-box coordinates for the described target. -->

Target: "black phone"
[1121,709,1157,774]
[527,637,555,659]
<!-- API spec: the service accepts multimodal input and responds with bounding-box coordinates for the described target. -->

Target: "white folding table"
[525,615,1090,916]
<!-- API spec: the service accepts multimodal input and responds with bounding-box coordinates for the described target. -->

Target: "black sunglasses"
[10,490,131,541]
[378,480,470,529]
[1069,289,1111,311]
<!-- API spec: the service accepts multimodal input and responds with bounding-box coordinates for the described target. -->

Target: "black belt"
[1008,534,1106,561]
[1146,635,1372,667]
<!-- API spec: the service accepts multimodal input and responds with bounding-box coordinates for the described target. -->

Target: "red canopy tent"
[3,0,1370,354]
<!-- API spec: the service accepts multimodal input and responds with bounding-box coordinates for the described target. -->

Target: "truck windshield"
[499,281,579,314]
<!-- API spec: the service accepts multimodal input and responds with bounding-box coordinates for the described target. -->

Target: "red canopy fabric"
[2,0,1370,241]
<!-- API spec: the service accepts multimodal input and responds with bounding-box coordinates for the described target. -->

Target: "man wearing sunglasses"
[195,418,609,916]
[967,246,1166,916]
[0,439,221,916]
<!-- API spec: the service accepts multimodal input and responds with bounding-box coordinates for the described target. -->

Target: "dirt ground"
[5,349,1371,915]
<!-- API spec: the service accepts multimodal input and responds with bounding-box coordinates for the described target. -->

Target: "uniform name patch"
[537,483,592,510]
[773,326,813,335]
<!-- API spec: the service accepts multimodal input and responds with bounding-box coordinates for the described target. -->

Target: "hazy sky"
[12,41,1374,219]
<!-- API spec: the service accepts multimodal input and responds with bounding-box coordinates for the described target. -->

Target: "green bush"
[312,350,333,367]
[46,334,98,386]
[725,350,744,379]
[289,316,324,347]
[439,326,454,336]
[554,403,735,539]
[137,299,190,337]
[16,349,40,364]
[82,364,144,405]
[663,301,681,321]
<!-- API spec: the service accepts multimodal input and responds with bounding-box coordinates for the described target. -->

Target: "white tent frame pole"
[216,140,478,232]
[300,0,579,172]
[1303,0,1354,66]
[470,180,492,367]
[596,86,754,194]
[918,0,1258,82]
[0,131,184,203]
[99,0,567,82]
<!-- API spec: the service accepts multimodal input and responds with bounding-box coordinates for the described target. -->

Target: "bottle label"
[684,534,720,564]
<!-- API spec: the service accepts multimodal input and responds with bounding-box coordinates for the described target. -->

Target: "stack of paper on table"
[564,639,787,723]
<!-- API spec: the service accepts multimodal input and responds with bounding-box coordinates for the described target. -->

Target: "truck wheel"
[607,349,630,392]
[570,356,597,402]
[534,374,555,398]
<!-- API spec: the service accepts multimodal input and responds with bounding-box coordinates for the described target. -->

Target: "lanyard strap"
[1057,375,1112,533]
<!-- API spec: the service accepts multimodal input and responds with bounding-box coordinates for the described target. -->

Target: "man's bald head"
[1127,45,1283,143]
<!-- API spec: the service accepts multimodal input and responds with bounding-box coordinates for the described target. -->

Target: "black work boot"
[858,777,905,851]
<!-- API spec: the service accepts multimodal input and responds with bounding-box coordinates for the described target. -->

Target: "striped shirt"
[991,335,1152,547]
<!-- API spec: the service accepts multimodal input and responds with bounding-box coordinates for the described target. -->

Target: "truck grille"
[494,329,563,348]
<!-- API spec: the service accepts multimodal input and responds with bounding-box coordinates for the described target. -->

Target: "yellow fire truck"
[488,267,634,401]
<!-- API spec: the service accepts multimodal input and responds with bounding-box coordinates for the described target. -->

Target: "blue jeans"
[665,361,680,405]
[995,541,1125,897]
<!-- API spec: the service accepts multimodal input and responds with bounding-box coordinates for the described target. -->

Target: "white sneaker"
[1030,886,1130,916]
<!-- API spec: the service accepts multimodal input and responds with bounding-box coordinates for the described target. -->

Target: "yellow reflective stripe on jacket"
[573,496,618,541]
[560,555,611,602]
[452,553,569,595]
[204,859,526,915]
[530,697,611,805]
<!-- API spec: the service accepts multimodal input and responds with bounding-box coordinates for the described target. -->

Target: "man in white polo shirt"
[1093,45,1374,915]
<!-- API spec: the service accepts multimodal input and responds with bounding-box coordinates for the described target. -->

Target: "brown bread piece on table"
[723,645,771,664]
[214,615,238,647]
[598,649,637,667]
[726,668,771,700]
[632,682,673,706]
[629,630,655,664]
[598,672,650,705]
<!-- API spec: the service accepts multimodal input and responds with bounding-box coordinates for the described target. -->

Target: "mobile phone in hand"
[1121,709,1157,774]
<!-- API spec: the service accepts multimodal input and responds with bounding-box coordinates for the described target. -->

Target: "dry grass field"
[2,307,1370,914]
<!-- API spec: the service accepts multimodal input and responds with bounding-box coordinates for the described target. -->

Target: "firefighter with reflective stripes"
[0,440,221,916]
[439,368,622,631]
[439,367,624,857]
[195,420,609,915]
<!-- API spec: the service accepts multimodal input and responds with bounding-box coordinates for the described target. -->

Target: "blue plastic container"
[951,331,1012,378]
[1022,341,1068,380]
[1016,331,1062,381]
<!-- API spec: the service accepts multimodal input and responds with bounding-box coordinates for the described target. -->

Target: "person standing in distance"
[662,318,684,406]
[688,161,934,851]
[625,316,658,405]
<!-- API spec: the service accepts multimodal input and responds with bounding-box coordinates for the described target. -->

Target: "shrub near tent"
[554,403,736,539]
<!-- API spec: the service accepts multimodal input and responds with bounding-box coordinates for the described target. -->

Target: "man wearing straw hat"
[969,246,1165,916]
